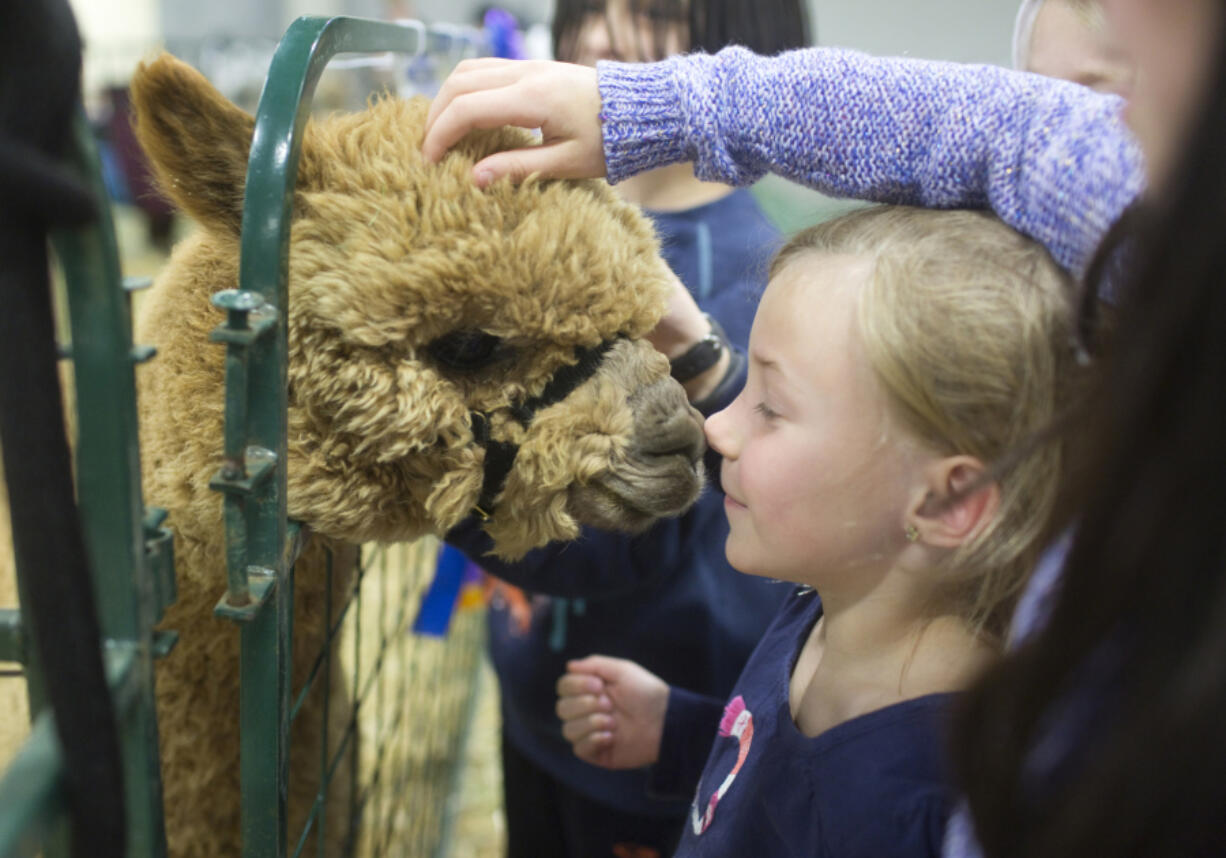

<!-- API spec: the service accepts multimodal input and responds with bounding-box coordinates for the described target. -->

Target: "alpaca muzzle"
[469,337,619,520]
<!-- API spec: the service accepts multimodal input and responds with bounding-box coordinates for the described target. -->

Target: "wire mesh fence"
[270,537,489,858]
[342,542,487,858]
[1,509,492,858]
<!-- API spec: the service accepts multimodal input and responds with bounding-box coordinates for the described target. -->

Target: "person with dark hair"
[946,2,1226,855]
[422,0,1226,854]
[552,0,808,73]
[441,3,808,857]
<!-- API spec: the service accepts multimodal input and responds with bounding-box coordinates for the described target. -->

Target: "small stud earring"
[904,524,920,543]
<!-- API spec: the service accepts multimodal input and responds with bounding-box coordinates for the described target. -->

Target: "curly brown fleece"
[129,54,702,856]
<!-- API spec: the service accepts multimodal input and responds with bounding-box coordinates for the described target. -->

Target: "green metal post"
[0,609,23,666]
[215,17,428,857]
[0,715,66,858]
[51,112,171,858]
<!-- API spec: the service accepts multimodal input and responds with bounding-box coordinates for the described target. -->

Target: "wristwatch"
[669,314,728,383]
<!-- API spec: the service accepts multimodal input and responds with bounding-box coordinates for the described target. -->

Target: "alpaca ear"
[908,457,999,549]
[129,53,255,236]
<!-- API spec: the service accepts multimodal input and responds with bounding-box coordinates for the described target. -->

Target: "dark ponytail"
[950,10,1226,857]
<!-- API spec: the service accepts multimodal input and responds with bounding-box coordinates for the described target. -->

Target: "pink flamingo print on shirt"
[690,695,755,835]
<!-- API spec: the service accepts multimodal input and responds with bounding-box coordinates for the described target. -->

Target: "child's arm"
[607,47,1144,277]
[647,685,728,801]
[556,656,726,798]
[647,270,733,404]
[424,49,1144,277]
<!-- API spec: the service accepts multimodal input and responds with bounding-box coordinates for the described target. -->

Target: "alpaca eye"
[426,329,505,371]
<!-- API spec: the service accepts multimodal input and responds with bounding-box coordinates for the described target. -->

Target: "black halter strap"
[470,338,618,520]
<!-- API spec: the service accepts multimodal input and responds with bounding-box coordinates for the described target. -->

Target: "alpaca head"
[130,54,707,558]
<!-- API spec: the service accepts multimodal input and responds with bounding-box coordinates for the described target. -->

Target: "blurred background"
[73,0,1019,87]
[69,0,1022,270]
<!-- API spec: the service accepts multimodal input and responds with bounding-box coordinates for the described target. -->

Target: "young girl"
[556,205,1078,856]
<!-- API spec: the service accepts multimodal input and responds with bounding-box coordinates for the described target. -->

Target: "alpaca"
[128,54,706,856]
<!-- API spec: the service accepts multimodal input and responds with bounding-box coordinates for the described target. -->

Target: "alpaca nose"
[634,380,708,464]
[644,407,707,463]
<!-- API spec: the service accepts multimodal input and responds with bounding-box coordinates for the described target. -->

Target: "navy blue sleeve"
[647,685,726,801]
[444,472,728,598]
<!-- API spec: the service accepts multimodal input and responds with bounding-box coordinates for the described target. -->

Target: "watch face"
[670,319,726,382]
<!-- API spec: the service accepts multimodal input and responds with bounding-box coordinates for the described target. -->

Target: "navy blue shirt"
[658,587,955,857]
[445,189,787,816]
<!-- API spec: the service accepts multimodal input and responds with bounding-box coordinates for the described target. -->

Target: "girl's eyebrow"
[750,348,803,403]
[748,347,781,372]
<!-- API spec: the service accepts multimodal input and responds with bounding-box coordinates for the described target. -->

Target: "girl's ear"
[907,456,999,549]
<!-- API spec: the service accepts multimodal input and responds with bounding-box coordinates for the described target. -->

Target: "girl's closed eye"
[754,402,780,420]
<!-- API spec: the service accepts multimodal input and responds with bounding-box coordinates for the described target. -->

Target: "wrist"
[681,349,731,402]
[648,685,671,766]
[690,347,744,414]
[669,313,727,382]
[598,57,690,184]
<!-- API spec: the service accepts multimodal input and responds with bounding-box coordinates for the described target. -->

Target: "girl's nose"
[704,406,736,459]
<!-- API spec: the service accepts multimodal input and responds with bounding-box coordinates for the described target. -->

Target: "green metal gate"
[0,110,176,857]
[208,16,488,857]
[0,15,492,858]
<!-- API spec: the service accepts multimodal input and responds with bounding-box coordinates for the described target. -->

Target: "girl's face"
[568,0,687,65]
[1098,0,1222,190]
[1026,2,1134,97]
[705,254,928,591]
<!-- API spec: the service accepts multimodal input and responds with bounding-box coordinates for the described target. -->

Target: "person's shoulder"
[705,188,780,237]
[813,696,953,857]
[727,585,820,669]
[776,584,823,626]
[653,188,774,234]
[827,780,948,858]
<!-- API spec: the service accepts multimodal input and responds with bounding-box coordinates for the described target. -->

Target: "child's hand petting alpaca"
[422,58,605,187]
[556,655,670,770]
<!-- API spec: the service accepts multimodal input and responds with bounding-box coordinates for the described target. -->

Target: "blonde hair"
[772,206,1078,639]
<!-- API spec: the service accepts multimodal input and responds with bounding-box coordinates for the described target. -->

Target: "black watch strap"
[669,314,727,383]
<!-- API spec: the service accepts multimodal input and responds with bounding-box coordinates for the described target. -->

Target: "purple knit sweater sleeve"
[597,46,1145,276]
